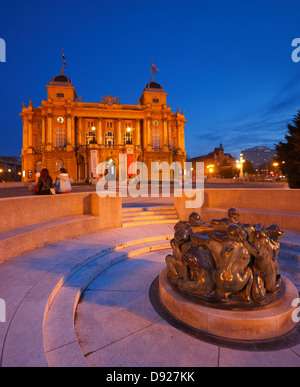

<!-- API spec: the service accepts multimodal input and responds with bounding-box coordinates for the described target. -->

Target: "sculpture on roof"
[165,209,284,306]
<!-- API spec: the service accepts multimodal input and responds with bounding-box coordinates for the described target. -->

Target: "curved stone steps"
[42,236,172,367]
[122,206,179,227]
[0,228,173,367]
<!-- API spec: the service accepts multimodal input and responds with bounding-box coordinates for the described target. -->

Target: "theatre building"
[20,71,187,182]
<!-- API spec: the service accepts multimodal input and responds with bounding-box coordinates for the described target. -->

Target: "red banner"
[127,154,134,176]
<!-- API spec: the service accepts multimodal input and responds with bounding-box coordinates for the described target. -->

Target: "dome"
[50,73,73,86]
[144,81,164,91]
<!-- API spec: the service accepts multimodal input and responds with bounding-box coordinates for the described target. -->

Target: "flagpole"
[151,58,154,82]
[62,48,64,74]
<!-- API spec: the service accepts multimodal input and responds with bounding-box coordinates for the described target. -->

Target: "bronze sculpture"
[165,209,285,307]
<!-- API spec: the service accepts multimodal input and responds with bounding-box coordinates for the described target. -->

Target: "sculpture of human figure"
[211,224,253,303]
[264,224,284,276]
[241,223,266,301]
[177,244,216,297]
[243,225,281,298]
[165,227,192,283]
[211,207,241,226]
[174,212,205,234]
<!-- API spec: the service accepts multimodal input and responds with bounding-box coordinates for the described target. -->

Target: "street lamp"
[207,164,214,178]
[273,162,279,178]
[239,153,245,180]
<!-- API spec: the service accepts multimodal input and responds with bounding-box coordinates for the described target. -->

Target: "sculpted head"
[227,207,240,222]
[226,224,245,242]
[174,227,190,244]
[241,223,256,243]
[264,224,285,241]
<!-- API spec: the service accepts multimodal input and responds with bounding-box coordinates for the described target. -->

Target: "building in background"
[0,156,22,182]
[241,146,277,169]
[20,70,186,182]
[189,143,235,178]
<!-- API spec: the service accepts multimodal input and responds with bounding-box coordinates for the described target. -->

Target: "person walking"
[36,169,53,195]
[55,168,72,194]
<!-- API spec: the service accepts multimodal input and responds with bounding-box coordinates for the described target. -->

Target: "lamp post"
[207,164,214,178]
[239,153,245,180]
[273,162,279,178]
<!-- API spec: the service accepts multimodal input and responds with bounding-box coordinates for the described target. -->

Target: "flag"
[62,51,67,68]
[151,62,159,74]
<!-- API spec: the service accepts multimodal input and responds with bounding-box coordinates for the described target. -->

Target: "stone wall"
[174,189,300,231]
[0,192,122,233]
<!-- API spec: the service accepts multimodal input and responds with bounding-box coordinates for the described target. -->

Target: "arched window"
[123,132,133,145]
[36,136,42,151]
[86,131,96,145]
[170,139,175,151]
[105,132,115,146]
[152,130,161,149]
[55,127,66,148]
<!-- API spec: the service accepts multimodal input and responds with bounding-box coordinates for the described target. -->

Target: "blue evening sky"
[0,0,300,159]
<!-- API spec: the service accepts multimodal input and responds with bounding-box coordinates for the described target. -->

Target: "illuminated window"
[123,132,133,145]
[36,136,42,151]
[55,127,66,148]
[152,130,161,149]
[86,131,96,145]
[105,132,115,146]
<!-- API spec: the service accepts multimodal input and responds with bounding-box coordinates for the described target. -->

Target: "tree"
[243,159,255,175]
[276,111,300,188]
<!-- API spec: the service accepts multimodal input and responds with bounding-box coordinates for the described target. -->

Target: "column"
[71,116,75,147]
[77,117,83,145]
[117,119,122,145]
[47,114,53,145]
[178,121,185,151]
[163,118,168,148]
[135,119,141,146]
[23,116,29,150]
[168,121,172,148]
[142,118,147,149]
[97,118,103,145]
[67,115,72,145]
[147,118,152,148]
[42,116,46,146]
[28,118,33,148]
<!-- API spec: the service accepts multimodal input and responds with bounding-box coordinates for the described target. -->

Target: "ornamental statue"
[165,208,284,307]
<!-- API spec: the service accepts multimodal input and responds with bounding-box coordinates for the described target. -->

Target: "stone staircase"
[279,241,300,263]
[0,230,173,367]
[122,206,179,227]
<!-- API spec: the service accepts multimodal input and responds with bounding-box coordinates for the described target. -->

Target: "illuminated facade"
[20,71,187,182]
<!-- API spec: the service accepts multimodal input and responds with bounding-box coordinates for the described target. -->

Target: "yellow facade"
[20,72,186,182]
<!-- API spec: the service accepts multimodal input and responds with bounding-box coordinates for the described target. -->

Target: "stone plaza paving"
[0,219,299,367]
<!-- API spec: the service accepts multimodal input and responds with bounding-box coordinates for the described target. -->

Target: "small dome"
[50,73,72,86]
[144,81,164,91]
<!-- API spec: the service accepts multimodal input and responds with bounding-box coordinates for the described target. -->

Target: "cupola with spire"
[139,60,167,106]
[46,49,76,102]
